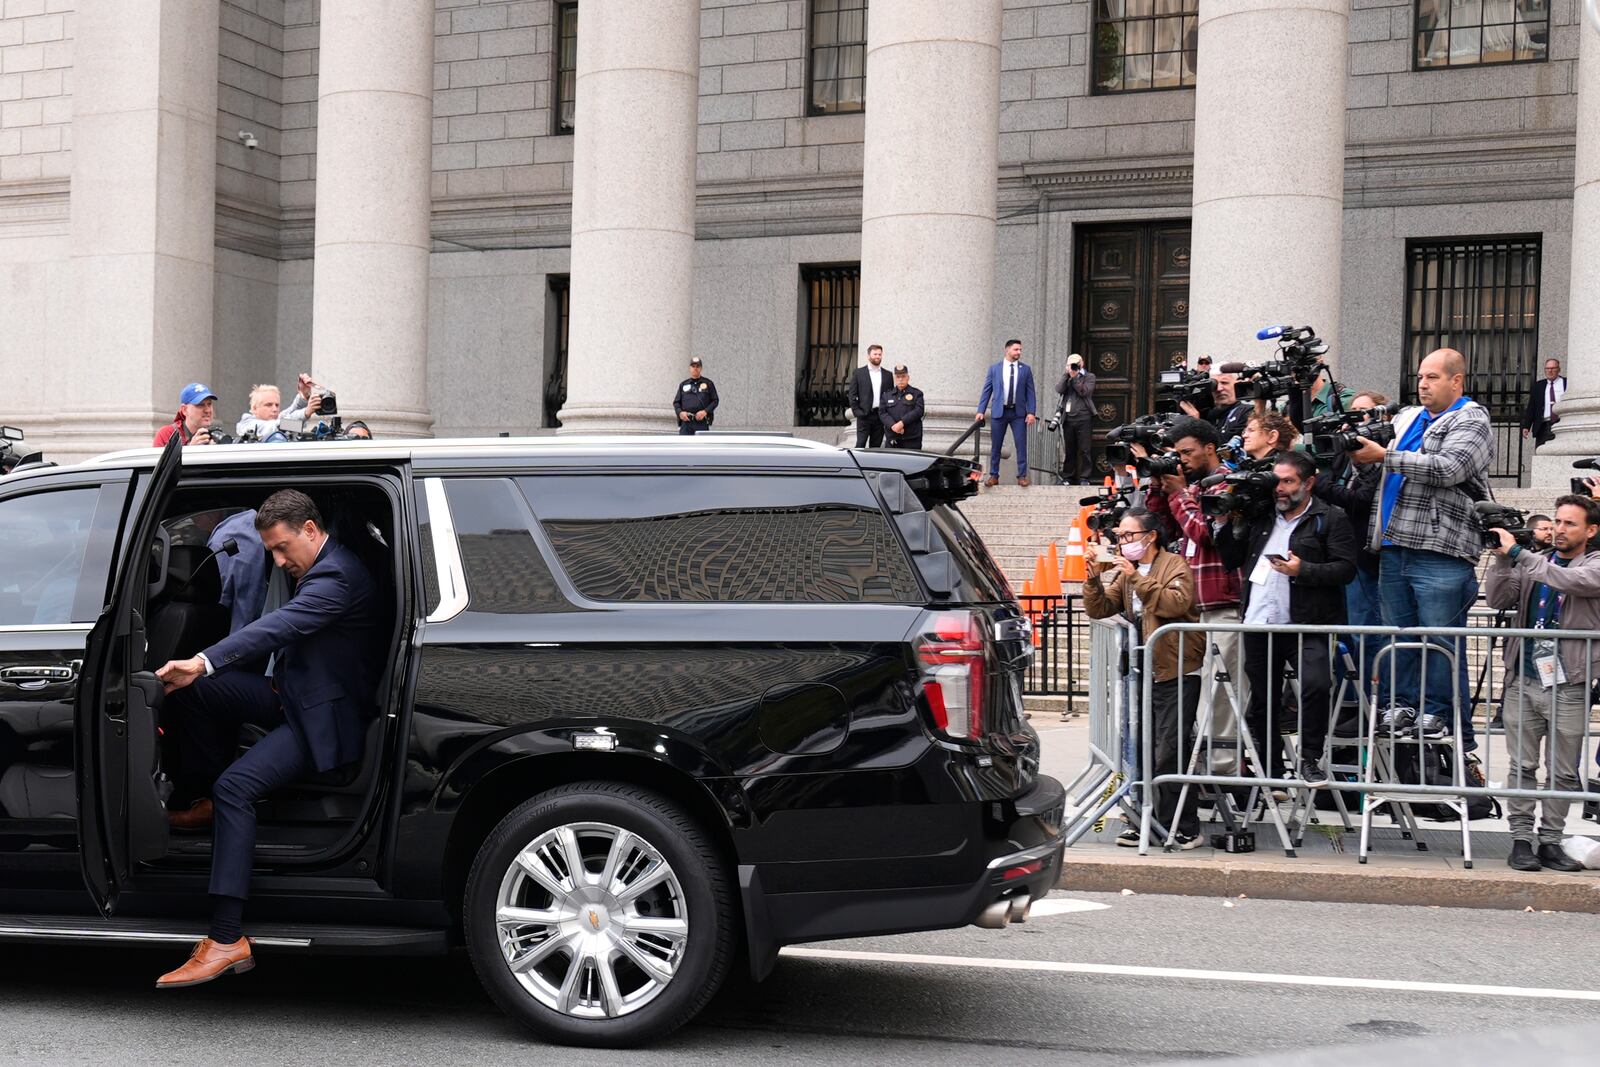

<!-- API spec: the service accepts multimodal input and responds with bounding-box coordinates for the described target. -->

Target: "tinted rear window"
[520,474,922,604]
[929,503,1015,603]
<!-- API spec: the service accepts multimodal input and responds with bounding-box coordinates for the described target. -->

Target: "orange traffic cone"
[1062,526,1087,583]
[1045,540,1061,585]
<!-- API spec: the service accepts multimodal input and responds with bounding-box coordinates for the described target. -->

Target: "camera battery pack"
[1209,830,1256,854]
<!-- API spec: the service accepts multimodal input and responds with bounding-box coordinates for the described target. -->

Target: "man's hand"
[1521,428,1531,439]
[156,656,206,694]
[1347,438,1388,466]
[1025,413,1037,426]
[1584,475,1600,497]
[1179,400,1201,419]
[1267,551,1303,577]
[1127,442,1150,460]
[192,428,214,446]
[679,411,690,422]
[695,410,707,421]
[892,420,905,434]
[974,412,985,423]
[1488,527,1517,557]
[297,373,316,399]
[307,393,323,417]
[1157,472,1186,497]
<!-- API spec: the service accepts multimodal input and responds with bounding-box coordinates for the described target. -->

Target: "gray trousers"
[1503,675,1588,845]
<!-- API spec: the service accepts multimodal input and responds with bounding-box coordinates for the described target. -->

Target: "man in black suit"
[1523,357,1566,447]
[153,489,385,988]
[847,343,890,447]
[1054,353,1096,484]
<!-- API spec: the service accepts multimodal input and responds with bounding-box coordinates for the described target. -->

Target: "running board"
[0,914,447,954]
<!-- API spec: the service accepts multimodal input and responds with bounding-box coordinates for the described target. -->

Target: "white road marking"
[779,948,1600,1003]
[1023,897,1112,916]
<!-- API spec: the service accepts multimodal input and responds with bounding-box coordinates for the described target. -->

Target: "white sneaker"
[1170,832,1204,851]
[1116,828,1140,847]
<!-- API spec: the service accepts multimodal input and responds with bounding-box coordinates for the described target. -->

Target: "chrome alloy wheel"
[495,822,689,1019]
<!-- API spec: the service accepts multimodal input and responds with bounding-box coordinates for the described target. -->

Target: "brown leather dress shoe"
[168,798,213,831]
[1017,477,1030,487]
[156,937,255,989]
[983,475,999,487]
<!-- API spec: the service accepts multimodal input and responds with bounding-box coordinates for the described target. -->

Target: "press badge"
[1534,639,1567,688]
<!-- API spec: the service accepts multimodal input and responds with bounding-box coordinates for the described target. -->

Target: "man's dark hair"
[1554,495,1600,529]
[1004,338,1022,348]
[1169,417,1219,450]
[255,489,323,533]
[1529,513,1552,526]
[1122,506,1159,534]
[1273,451,1318,483]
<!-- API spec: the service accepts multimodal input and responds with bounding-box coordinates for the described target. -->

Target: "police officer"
[674,357,719,435]
[881,364,924,450]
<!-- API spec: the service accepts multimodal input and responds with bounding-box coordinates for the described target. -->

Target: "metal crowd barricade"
[1060,616,1141,845]
[1119,621,1600,860]
[1018,593,1088,698]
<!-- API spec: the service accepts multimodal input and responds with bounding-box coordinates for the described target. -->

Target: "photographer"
[1347,348,1492,754]
[1484,494,1600,873]
[1197,373,1251,441]
[1054,353,1096,485]
[1217,452,1358,785]
[1082,507,1205,848]
[1312,391,1388,679]
[1141,418,1244,776]
[154,383,221,447]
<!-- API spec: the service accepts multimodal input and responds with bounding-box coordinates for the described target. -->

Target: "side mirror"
[0,426,23,442]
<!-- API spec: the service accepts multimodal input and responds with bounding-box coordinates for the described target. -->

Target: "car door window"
[0,487,107,626]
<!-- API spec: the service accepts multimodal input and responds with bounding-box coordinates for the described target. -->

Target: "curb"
[1055,853,1600,914]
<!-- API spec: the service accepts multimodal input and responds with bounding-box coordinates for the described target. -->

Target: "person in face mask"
[1084,508,1204,848]
[1216,452,1359,788]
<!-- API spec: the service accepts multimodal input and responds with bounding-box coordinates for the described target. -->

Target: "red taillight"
[917,610,987,741]
[1002,860,1043,881]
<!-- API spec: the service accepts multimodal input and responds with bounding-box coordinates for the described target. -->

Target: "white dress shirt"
[868,365,884,411]
[1544,376,1567,420]
[1243,507,1309,626]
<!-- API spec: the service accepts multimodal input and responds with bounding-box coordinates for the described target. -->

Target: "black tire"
[463,781,735,1048]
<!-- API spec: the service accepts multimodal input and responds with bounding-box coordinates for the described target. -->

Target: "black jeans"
[1060,416,1093,483]
[1243,631,1332,781]
[855,414,885,448]
[1151,676,1202,837]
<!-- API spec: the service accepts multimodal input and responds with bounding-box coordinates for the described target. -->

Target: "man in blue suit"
[976,338,1038,487]
[152,489,385,988]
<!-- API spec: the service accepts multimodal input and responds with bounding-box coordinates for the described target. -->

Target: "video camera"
[1198,459,1279,521]
[0,426,43,475]
[1154,367,1216,414]
[1080,485,1135,536]
[1104,413,1178,467]
[1220,325,1332,405]
[1304,404,1400,462]
[1475,500,1535,550]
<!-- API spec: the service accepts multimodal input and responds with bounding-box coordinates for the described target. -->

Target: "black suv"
[0,434,1063,1046]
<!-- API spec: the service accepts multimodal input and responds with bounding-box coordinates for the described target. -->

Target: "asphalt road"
[3,891,1598,1066]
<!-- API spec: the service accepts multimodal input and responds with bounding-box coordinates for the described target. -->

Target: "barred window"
[1093,0,1198,95]
[544,274,569,429]
[522,475,922,604]
[554,1,578,132]
[1404,236,1541,482]
[1414,1,1548,70]
[797,265,860,427]
[809,0,867,115]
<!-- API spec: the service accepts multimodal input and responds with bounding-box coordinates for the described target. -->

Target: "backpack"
[1391,742,1501,822]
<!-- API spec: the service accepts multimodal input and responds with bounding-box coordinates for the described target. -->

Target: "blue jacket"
[200,539,384,772]
[977,360,1038,419]
[208,509,268,633]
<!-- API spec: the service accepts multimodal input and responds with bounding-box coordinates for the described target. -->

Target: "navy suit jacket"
[200,539,384,772]
[977,360,1038,419]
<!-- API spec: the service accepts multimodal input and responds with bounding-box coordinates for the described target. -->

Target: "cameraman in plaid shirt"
[1347,349,1493,762]
[1141,417,1245,776]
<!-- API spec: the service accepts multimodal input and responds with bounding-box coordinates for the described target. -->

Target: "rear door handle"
[0,665,79,688]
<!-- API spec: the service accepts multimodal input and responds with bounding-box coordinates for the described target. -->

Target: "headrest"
[164,545,221,604]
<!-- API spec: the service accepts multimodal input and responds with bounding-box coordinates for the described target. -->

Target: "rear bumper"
[740,774,1065,979]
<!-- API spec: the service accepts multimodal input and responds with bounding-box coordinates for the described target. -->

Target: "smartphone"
[1572,478,1593,499]
[1265,553,1288,564]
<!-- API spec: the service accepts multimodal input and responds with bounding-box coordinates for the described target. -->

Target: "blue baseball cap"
[179,382,218,406]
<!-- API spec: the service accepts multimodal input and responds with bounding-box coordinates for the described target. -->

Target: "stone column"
[1187,0,1348,367]
[1534,17,1600,484]
[559,1,700,434]
[310,0,435,437]
[58,0,219,459]
[856,0,1003,449]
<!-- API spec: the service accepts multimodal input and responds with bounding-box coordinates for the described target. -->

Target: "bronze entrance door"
[1070,221,1192,479]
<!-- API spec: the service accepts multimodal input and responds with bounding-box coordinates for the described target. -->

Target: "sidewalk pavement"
[1035,715,1600,914]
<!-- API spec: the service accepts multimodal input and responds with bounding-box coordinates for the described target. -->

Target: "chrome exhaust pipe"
[1007,895,1032,924]
[974,899,1011,929]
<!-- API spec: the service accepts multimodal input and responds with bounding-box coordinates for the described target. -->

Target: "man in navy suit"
[152,489,385,988]
[976,338,1038,487]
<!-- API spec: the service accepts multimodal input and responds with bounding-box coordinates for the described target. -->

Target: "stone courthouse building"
[0,1,1596,483]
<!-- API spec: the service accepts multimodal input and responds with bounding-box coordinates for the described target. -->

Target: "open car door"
[75,434,183,915]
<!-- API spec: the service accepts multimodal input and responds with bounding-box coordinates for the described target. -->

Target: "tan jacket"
[1484,546,1600,683]
[1082,545,1203,682]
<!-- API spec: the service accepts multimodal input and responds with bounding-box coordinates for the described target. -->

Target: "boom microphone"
[1255,325,1290,340]
[1217,362,1249,375]
[1573,458,1600,471]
